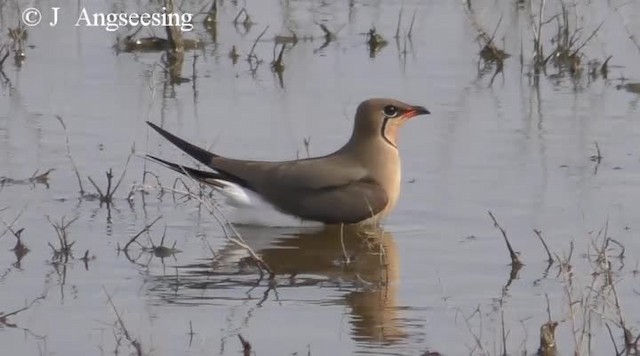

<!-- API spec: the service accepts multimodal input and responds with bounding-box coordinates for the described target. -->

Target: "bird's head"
[351,98,430,148]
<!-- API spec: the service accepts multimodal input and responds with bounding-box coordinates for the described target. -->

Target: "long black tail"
[146,121,217,166]
[145,155,224,188]
[146,122,254,190]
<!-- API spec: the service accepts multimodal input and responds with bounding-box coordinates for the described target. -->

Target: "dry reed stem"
[164,0,185,82]
[488,211,523,268]
[159,183,273,277]
[148,160,269,270]
[0,44,10,67]
[56,116,85,195]
[46,215,78,261]
[0,207,26,241]
[233,8,252,26]
[87,148,133,203]
[204,0,217,25]
[534,229,554,264]
[394,9,403,39]
[0,295,45,321]
[248,26,269,61]
[528,0,550,76]
[122,216,162,251]
[104,287,143,356]
[455,306,488,355]
[408,11,417,38]
[318,23,335,42]
[238,334,252,356]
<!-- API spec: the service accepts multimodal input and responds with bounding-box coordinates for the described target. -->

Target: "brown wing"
[262,175,389,224]
[210,156,389,224]
[215,152,390,223]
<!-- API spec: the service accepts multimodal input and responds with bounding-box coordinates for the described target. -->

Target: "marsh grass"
[117,34,202,53]
[46,215,78,263]
[0,43,9,67]
[527,0,608,84]
[118,216,162,253]
[271,43,287,87]
[469,14,509,65]
[538,320,558,355]
[0,169,54,188]
[87,167,127,204]
[393,9,416,41]
[0,212,30,266]
[617,83,640,95]
[459,219,638,355]
[367,28,387,58]
[57,115,135,204]
[247,25,269,74]
[0,295,45,329]
[588,142,604,174]
[142,226,181,260]
[488,211,524,271]
[533,229,554,266]
[56,116,85,196]
[272,43,287,69]
[0,207,25,244]
[233,8,254,34]
[229,45,240,64]
[158,182,274,278]
[10,228,29,261]
[104,287,144,356]
[544,4,602,76]
[203,0,218,42]
[0,41,10,84]
[164,0,185,83]
[274,28,298,46]
[238,334,252,356]
[465,0,612,87]
[140,148,274,277]
[391,10,416,69]
[464,5,509,85]
[7,25,26,66]
[318,23,336,49]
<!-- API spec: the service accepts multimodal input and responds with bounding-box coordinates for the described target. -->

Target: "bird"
[146,98,430,225]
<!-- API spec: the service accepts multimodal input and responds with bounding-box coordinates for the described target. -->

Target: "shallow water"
[1,0,640,355]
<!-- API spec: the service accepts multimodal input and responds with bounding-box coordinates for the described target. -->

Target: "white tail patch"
[213,180,323,227]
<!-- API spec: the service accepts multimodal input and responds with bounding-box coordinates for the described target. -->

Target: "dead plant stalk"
[56,116,85,195]
[158,183,273,277]
[488,211,523,268]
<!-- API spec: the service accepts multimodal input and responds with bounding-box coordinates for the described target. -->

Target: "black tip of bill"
[410,105,430,116]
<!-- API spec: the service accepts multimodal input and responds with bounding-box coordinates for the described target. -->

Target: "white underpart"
[212,180,322,227]
[213,180,254,208]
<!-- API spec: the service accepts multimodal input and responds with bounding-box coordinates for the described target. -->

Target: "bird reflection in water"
[256,225,405,343]
[149,224,405,344]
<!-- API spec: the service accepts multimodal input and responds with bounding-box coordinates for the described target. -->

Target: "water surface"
[1,0,640,354]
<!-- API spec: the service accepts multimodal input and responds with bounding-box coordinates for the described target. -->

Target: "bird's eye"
[382,105,399,118]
